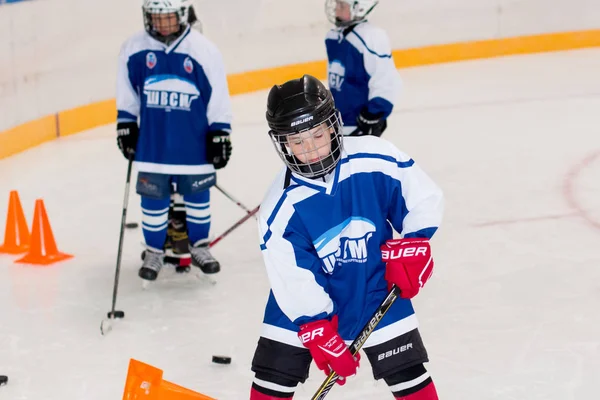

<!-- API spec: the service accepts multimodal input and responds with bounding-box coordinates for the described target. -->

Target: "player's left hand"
[207,130,232,169]
[381,238,434,299]
[298,316,360,385]
[352,109,387,137]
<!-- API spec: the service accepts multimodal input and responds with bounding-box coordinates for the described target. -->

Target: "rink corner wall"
[1,29,600,160]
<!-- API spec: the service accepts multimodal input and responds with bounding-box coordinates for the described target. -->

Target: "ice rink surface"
[1,48,599,399]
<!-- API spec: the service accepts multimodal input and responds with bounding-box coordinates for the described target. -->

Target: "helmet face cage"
[325,0,379,27]
[269,111,344,179]
[143,0,193,44]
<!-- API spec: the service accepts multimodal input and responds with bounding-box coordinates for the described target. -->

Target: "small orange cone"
[0,190,30,254]
[15,199,73,265]
[123,359,215,400]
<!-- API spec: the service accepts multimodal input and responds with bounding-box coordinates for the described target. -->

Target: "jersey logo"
[143,75,200,112]
[313,217,376,274]
[146,52,157,69]
[328,60,345,91]
[183,57,194,73]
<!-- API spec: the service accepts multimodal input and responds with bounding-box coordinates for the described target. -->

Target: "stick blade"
[106,310,125,319]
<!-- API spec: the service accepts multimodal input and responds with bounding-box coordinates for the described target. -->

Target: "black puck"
[106,310,125,319]
[125,222,139,229]
[0,375,7,386]
[212,355,231,364]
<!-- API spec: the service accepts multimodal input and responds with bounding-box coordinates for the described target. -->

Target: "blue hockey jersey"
[116,26,233,175]
[325,22,401,135]
[257,136,443,349]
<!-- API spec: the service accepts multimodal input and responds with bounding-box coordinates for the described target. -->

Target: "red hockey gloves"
[298,316,360,385]
[116,122,139,159]
[207,130,232,169]
[351,109,387,137]
[381,238,434,299]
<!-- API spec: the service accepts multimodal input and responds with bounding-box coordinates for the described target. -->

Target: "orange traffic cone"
[15,199,73,265]
[123,359,215,400]
[0,190,30,254]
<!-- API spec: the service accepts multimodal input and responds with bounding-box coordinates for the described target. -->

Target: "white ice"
[1,49,599,400]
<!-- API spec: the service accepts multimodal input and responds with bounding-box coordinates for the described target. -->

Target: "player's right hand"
[116,121,139,159]
[298,316,360,385]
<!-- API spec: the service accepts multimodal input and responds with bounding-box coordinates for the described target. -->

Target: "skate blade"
[141,280,154,290]
[195,271,217,286]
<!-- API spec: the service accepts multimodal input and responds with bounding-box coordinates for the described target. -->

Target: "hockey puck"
[125,222,139,229]
[0,375,7,386]
[212,355,231,365]
[106,310,125,319]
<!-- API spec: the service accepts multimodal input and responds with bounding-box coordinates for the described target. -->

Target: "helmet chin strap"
[335,17,357,28]
[152,26,185,45]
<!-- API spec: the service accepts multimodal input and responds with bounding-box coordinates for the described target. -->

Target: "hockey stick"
[101,155,134,335]
[310,285,401,400]
[214,183,255,216]
[209,205,259,248]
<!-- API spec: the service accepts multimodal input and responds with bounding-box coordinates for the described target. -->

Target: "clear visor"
[269,112,343,178]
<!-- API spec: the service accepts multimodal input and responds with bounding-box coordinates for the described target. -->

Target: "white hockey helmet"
[142,0,198,43]
[325,0,379,27]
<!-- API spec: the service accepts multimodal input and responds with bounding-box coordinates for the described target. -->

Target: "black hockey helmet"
[266,75,344,179]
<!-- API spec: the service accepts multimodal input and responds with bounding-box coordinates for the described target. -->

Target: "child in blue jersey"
[325,0,401,137]
[249,75,443,400]
[116,0,233,282]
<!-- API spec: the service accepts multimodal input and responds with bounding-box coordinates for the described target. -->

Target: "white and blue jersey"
[116,26,233,175]
[257,136,443,349]
[326,22,401,134]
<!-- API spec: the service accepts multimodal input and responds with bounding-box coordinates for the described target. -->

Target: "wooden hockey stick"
[310,285,401,400]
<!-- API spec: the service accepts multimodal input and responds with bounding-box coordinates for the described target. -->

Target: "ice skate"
[138,249,164,287]
[189,239,220,274]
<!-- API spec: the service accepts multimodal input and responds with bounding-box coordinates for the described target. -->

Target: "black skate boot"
[189,239,220,274]
[138,249,164,281]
